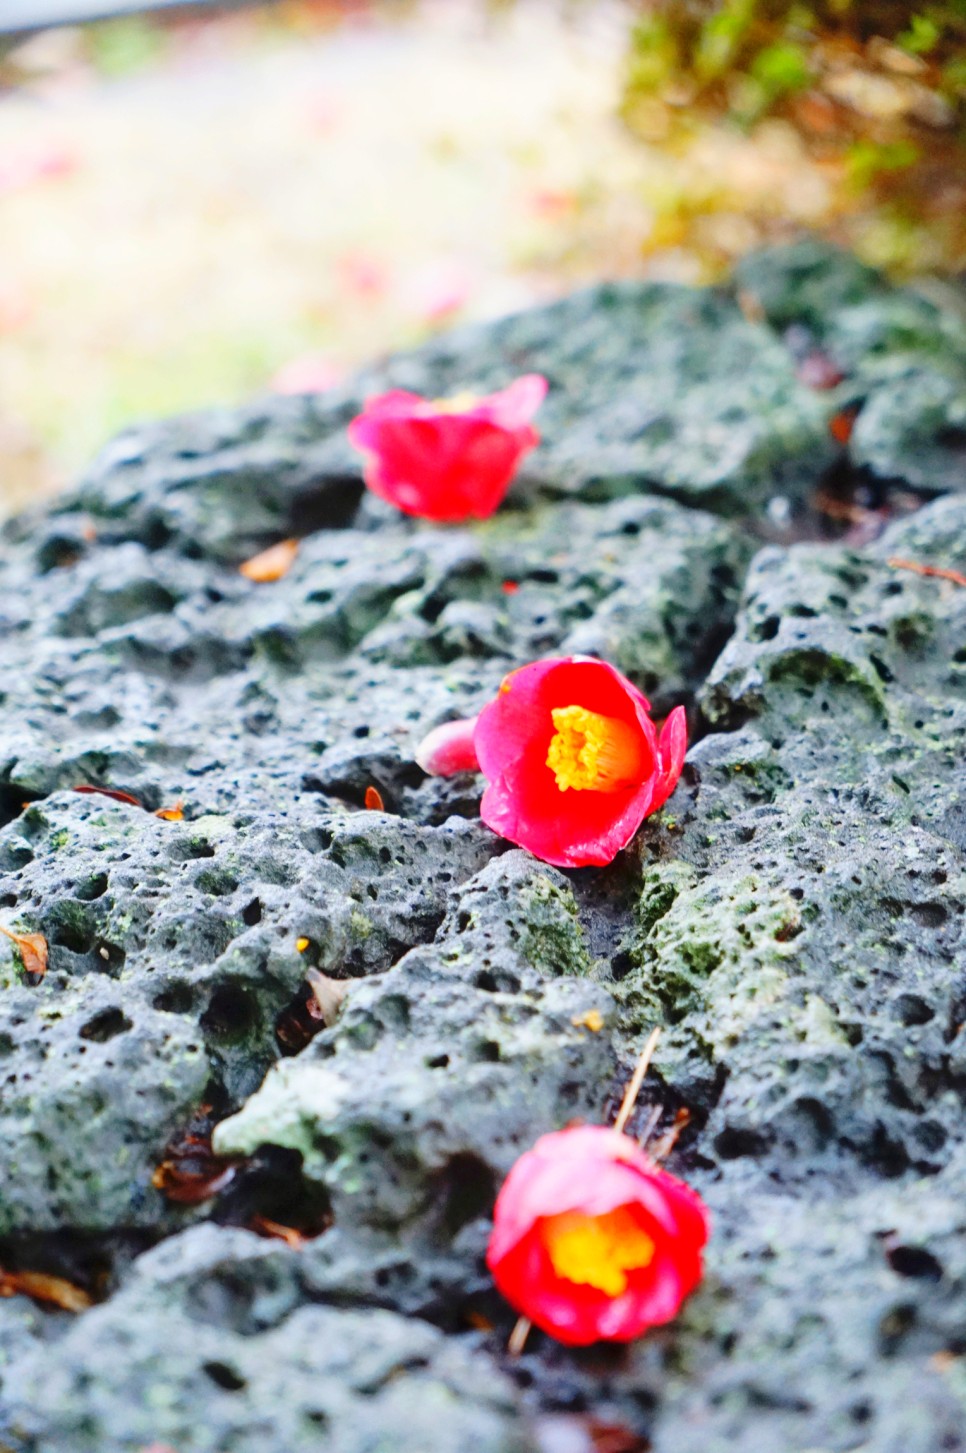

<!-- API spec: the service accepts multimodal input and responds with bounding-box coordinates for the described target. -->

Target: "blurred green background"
[1,0,963,514]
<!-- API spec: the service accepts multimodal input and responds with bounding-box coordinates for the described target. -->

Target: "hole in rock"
[275,977,335,1056]
[36,535,85,573]
[885,1243,943,1281]
[51,918,96,956]
[713,1126,772,1160]
[201,1361,247,1393]
[194,868,238,897]
[0,1227,154,1308]
[878,1301,917,1356]
[95,942,126,974]
[609,950,634,981]
[892,993,934,1027]
[241,898,262,926]
[435,1152,496,1237]
[288,475,364,535]
[75,873,109,902]
[216,1144,332,1242]
[201,984,258,1043]
[153,981,195,1015]
[909,902,948,930]
[869,654,895,684]
[79,1007,132,1043]
[474,968,520,994]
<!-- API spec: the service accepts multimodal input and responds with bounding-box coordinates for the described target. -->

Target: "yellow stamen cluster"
[543,1206,655,1297]
[546,705,644,793]
[429,390,478,413]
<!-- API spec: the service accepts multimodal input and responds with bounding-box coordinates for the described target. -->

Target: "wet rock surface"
[1,242,965,1451]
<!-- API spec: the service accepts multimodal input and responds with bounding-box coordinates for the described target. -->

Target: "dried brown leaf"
[250,1215,307,1248]
[72,785,143,807]
[0,925,48,980]
[0,1268,92,1312]
[152,1158,237,1205]
[829,406,859,445]
[533,1414,650,1453]
[306,969,349,1026]
[239,538,299,582]
[648,1108,692,1163]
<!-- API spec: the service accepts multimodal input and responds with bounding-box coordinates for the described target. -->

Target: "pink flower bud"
[414,717,480,777]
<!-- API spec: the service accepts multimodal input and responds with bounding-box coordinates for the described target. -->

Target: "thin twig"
[614,1027,661,1136]
[648,1108,692,1163]
[887,556,966,589]
[508,1315,532,1357]
[813,487,875,526]
[636,1104,663,1149]
[505,1026,662,1357]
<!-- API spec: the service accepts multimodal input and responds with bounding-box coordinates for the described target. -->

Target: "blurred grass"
[622,1,966,267]
[1,0,964,515]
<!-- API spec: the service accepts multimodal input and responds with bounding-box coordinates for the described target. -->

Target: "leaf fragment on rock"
[152,1159,237,1205]
[72,785,144,807]
[647,1107,692,1162]
[888,556,966,588]
[306,968,349,1026]
[829,405,859,445]
[0,1268,92,1312]
[239,538,299,582]
[0,925,48,980]
[153,1105,239,1205]
[250,1215,307,1248]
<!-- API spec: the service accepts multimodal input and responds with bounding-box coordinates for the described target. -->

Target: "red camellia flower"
[487,1125,709,1346]
[416,656,687,868]
[347,374,547,522]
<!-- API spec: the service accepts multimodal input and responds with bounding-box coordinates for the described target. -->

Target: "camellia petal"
[486,1124,710,1346]
[470,656,684,868]
[414,716,481,776]
[347,375,547,522]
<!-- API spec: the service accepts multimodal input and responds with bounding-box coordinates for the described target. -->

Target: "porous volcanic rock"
[1,243,965,1453]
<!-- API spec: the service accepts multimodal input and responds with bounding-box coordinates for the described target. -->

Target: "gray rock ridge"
[0,242,965,1450]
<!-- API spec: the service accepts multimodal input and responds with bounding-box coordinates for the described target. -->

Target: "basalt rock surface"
[1,242,965,1453]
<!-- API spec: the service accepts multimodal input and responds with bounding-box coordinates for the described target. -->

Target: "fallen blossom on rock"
[487,1124,709,1346]
[347,375,547,522]
[416,656,686,867]
[239,538,299,582]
